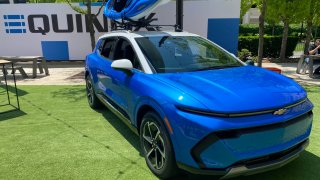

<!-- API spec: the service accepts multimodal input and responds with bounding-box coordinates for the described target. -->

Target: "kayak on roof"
[104,0,171,22]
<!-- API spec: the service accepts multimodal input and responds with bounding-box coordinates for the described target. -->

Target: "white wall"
[154,0,240,37]
[0,1,240,60]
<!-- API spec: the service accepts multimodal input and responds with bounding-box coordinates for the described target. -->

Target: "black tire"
[86,75,102,109]
[140,112,179,179]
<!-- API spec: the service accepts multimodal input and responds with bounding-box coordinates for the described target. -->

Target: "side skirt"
[97,93,139,135]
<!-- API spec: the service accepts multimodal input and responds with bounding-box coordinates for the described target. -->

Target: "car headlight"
[176,105,229,118]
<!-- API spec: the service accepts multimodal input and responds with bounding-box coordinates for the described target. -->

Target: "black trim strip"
[97,93,139,135]
[177,98,308,118]
[191,111,313,169]
[99,93,130,119]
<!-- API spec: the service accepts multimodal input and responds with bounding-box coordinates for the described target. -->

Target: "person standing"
[307,39,320,75]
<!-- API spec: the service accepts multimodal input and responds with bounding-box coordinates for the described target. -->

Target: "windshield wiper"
[193,65,241,72]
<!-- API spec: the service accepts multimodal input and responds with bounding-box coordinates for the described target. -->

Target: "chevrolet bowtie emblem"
[274,108,287,115]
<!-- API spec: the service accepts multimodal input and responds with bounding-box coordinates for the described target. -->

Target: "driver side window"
[100,37,117,60]
[113,39,142,70]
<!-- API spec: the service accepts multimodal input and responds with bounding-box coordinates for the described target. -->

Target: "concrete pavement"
[262,63,320,86]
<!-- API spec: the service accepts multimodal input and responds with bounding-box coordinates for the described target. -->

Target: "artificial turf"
[0,85,319,180]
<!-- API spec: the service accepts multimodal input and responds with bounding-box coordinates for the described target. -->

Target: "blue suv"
[85,31,313,179]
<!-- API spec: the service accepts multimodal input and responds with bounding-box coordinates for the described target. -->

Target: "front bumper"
[178,139,309,179]
[165,99,313,177]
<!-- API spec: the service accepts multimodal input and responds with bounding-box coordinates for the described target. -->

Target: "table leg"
[2,64,11,105]
[11,63,20,110]
[296,55,304,74]
[33,59,37,78]
[41,57,49,75]
[309,57,314,78]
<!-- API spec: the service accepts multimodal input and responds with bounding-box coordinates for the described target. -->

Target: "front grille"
[191,111,313,169]
[215,111,313,139]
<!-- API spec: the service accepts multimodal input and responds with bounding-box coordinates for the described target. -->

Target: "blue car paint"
[153,66,307,113]
[85,42,313,172]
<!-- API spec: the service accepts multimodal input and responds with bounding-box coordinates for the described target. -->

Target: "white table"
[296,55,320,78]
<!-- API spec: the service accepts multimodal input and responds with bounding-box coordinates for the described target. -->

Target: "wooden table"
[0,56,49,78]
[296,54,320,78]
[0,60,20,113]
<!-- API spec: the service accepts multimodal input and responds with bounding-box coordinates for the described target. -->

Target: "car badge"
[274,108,287,115]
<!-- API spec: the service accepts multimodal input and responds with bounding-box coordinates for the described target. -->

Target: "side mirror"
[111,59,133,71]
[245,60,255,66]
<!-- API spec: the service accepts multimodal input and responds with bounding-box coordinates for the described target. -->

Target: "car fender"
[134,97,181,154]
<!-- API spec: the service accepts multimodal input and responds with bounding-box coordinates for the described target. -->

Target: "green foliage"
[239,24,303,36]
[238,49,252,61]
[304,0,320,26]
[238,36,299,58]
[240,0,258,18]
[266,0,308,24]
[64,0,88,14]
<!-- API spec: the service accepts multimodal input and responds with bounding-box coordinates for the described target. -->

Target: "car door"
[95,37,119,101]
[107,37,143,121]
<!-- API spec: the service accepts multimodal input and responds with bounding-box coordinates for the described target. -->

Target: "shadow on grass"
[95,108,142,155]
[173,151,320,180]
[0,109,27,122]
[51,87,86,102]
[0,84,28,96]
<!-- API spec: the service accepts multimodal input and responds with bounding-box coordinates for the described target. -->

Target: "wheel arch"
[85,71,89,78]
[135,98,167,135]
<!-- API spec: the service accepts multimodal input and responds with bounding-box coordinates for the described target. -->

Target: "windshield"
[135,36,243,73]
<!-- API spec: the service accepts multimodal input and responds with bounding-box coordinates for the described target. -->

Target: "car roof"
[98,30,200,40]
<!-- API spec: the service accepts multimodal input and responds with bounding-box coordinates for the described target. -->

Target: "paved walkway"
[2,62,85,85]
[1,62,319,86]
[262,63,320,86]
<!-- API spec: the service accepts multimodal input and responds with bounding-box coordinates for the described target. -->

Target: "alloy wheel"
[86,78,94,105]
[142,121,166,170]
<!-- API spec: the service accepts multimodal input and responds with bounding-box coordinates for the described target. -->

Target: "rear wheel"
[86,75,102,109]
[140,112,179,179]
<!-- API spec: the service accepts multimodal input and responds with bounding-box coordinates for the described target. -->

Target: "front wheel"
[140,112,179,179]
[86,75,102,109]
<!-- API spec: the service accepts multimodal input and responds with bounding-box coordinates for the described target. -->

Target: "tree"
[240,0,257,18]
[257,0,267,67]
[241,0,267,67]
[63,0,106,51]
[267,0,308,61]
[28,0,106,51]
[303,0,320,54]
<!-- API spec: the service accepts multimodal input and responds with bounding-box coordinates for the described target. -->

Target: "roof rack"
[111,13,177,32]
[111,0,184,32]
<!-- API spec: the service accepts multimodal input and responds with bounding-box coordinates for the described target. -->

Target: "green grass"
[0,85,319,180]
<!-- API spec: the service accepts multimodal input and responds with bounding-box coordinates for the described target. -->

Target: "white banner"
[0,1,240,60]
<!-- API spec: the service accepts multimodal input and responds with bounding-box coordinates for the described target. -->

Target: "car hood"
[153,66,307,113]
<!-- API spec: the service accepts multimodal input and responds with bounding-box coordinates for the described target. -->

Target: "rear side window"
[97,39,105,52]
[101,38,117,60]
